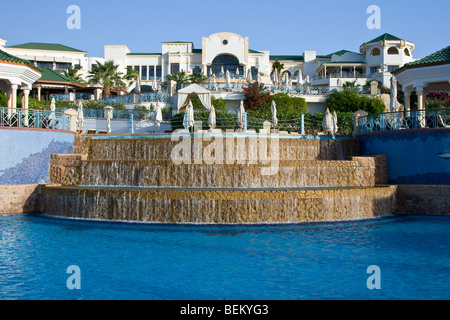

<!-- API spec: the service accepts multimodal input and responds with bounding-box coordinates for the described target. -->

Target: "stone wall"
[0,184,42,214]
[395,185,450,215]
[49,154,82,186]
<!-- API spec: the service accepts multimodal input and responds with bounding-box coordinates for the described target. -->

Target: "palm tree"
[124,67,140,92]
[166,70,191,89]
[87,60,127,97]
[64,67,85,84]
[272,60,284,84]
[188,72,207,84]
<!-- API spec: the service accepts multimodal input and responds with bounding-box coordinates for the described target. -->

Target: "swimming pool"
[0,214,449,300]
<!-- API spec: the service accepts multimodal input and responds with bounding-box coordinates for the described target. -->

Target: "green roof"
[317,50,361,59]
[37,67,85,86]
[404,46,450,67]
[161,41,193,44]
[270,55,304,61]
[367,33,402,43]
[249,49,262,53]
[6,42,85,53]
[0,48,40,71]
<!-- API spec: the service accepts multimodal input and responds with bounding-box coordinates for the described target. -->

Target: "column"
[416,87,424,110]
[6,88,12,118]
[37,87,42,101]
[404,90,411,111]
[11,84,18,114]
[22,89,30,127]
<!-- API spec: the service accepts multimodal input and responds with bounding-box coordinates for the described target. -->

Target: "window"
[251,66,258,79]
[388,47,399,55]
[149,66,155,80]
[370,48,381,56]
[370,66,378,74]
[156,66,162,80]
[192,66,202,74]
[210,54,243,75]
[37,61,54,69]
[387,65,399,73]
[55,62,71,71]
[141,66,147,80]
[170,63,180,74]
[404,48,411,57]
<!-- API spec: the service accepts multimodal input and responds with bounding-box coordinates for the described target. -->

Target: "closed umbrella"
[155,101,163,132]
[297,69,304,85]
[322,108,334,134]
[77,100,84,131]
[237,100,245,129]
[208,105,216,130]
[187,101,195,129]
[332,110,339,135]
[225,70,231,89]
[390,76,400,112]
[135,77,141,94]
[49,97,56,125]
[272,69,278,85]
[271,100,278,127]
[152,77,158,92]
[247,68,253,82]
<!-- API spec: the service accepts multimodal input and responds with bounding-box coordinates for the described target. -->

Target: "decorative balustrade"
[0,107,71,131]
[357,109,450,134]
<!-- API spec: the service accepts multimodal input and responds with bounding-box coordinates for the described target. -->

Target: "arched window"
[210,55,243,76]
[404,48,411,57]
[388,47,399,55]
[370,48,381,56]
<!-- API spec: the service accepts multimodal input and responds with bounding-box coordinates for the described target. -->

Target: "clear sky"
[0,0,448,59]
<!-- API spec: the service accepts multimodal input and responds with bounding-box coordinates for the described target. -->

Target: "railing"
[0,107,71,131]
[100,93,170,105]
[357,109,450,134]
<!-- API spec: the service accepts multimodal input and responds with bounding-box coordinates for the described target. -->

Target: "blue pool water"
[1,214,449,300]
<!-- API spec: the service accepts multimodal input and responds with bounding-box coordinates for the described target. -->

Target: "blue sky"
[0,0,448,59]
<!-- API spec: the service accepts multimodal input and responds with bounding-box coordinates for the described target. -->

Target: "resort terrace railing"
[50,93,94,101]
[0,107,71,131]
[47,107,172,121]
[356,109,450,134]
[100,93,171,105]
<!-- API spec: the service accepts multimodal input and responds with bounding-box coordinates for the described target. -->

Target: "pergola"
[394,46,450,111]
[177,83,212,110]
[0,49,41,115]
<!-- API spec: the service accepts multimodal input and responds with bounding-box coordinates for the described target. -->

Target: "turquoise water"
[0,214,449,300]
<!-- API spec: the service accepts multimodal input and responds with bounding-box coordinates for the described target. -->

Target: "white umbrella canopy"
[297,69,304,85]
[152,77,158,92]
[390,76,400,112]
[225,70,231,88]
[135,78,141,94]
[236,68,240,76]
[271,100,278,127]
[155,101,163,132]
[237,100,245,129]
[208,105,216,130]
[221,66,224,75]
[50,97,56,112]
[77,100,84,130]
[272,69,278,85]
[247,68,253,82]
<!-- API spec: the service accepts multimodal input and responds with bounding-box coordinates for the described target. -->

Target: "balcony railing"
[357,109,450,134]
[0,107,71,131]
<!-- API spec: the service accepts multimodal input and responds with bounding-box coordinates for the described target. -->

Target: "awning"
[177,83,211,110]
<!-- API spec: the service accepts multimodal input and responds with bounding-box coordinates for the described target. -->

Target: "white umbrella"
[155,101,163,132]
[271,100,278,127]
[49,97,56,125]
[208,105,216,130]
[297,69,304,85]
[236,68,240,76]
[77,100,84,131]
[225,70,231,89]
[187,101,195,129]
[152,77,157,92]
[247,68,253,82]
[332,110,339,135]
[221,66,224,75]
[272,69,278,85]
[212,73,217,91]
[390,76,400,112]
[322,108,334,134]
[257,73,262,84]
[237,100,245,129]
[135,77,141,94]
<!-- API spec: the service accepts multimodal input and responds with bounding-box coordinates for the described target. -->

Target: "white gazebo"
[0,49,41,116]
[177,83,212,110]
[394,46,450,111]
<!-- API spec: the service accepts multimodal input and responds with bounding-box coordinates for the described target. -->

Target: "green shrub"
[326,89,385,114]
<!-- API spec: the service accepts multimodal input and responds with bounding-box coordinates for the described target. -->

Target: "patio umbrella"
[221,66,224,75]
[297,69,304,86]
[152,77,158,92]
[237,100,245,129]
[332,110,339,135]
[135,77,141,94]
[77,100,84,131]
[236,68,240,76]
[49,97,56,124]
[154,101,163,132]
[271,100,278,127]
[390,76,400,112]
[225,70,231,89]
[208,105,216,130]
[257,73,262,84]
[322,108,334,134]
[273,69,278,85]
[187,100,195,129]
[247,68,253,82]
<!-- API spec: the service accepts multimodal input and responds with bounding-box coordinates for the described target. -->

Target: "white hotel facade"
[1,32,416,111]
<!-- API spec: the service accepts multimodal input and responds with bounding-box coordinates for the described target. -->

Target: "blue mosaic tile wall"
[0,129,75,185]
[359,130,450,185]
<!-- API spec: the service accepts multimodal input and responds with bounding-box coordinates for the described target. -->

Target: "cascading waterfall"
[43,135,396,224]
